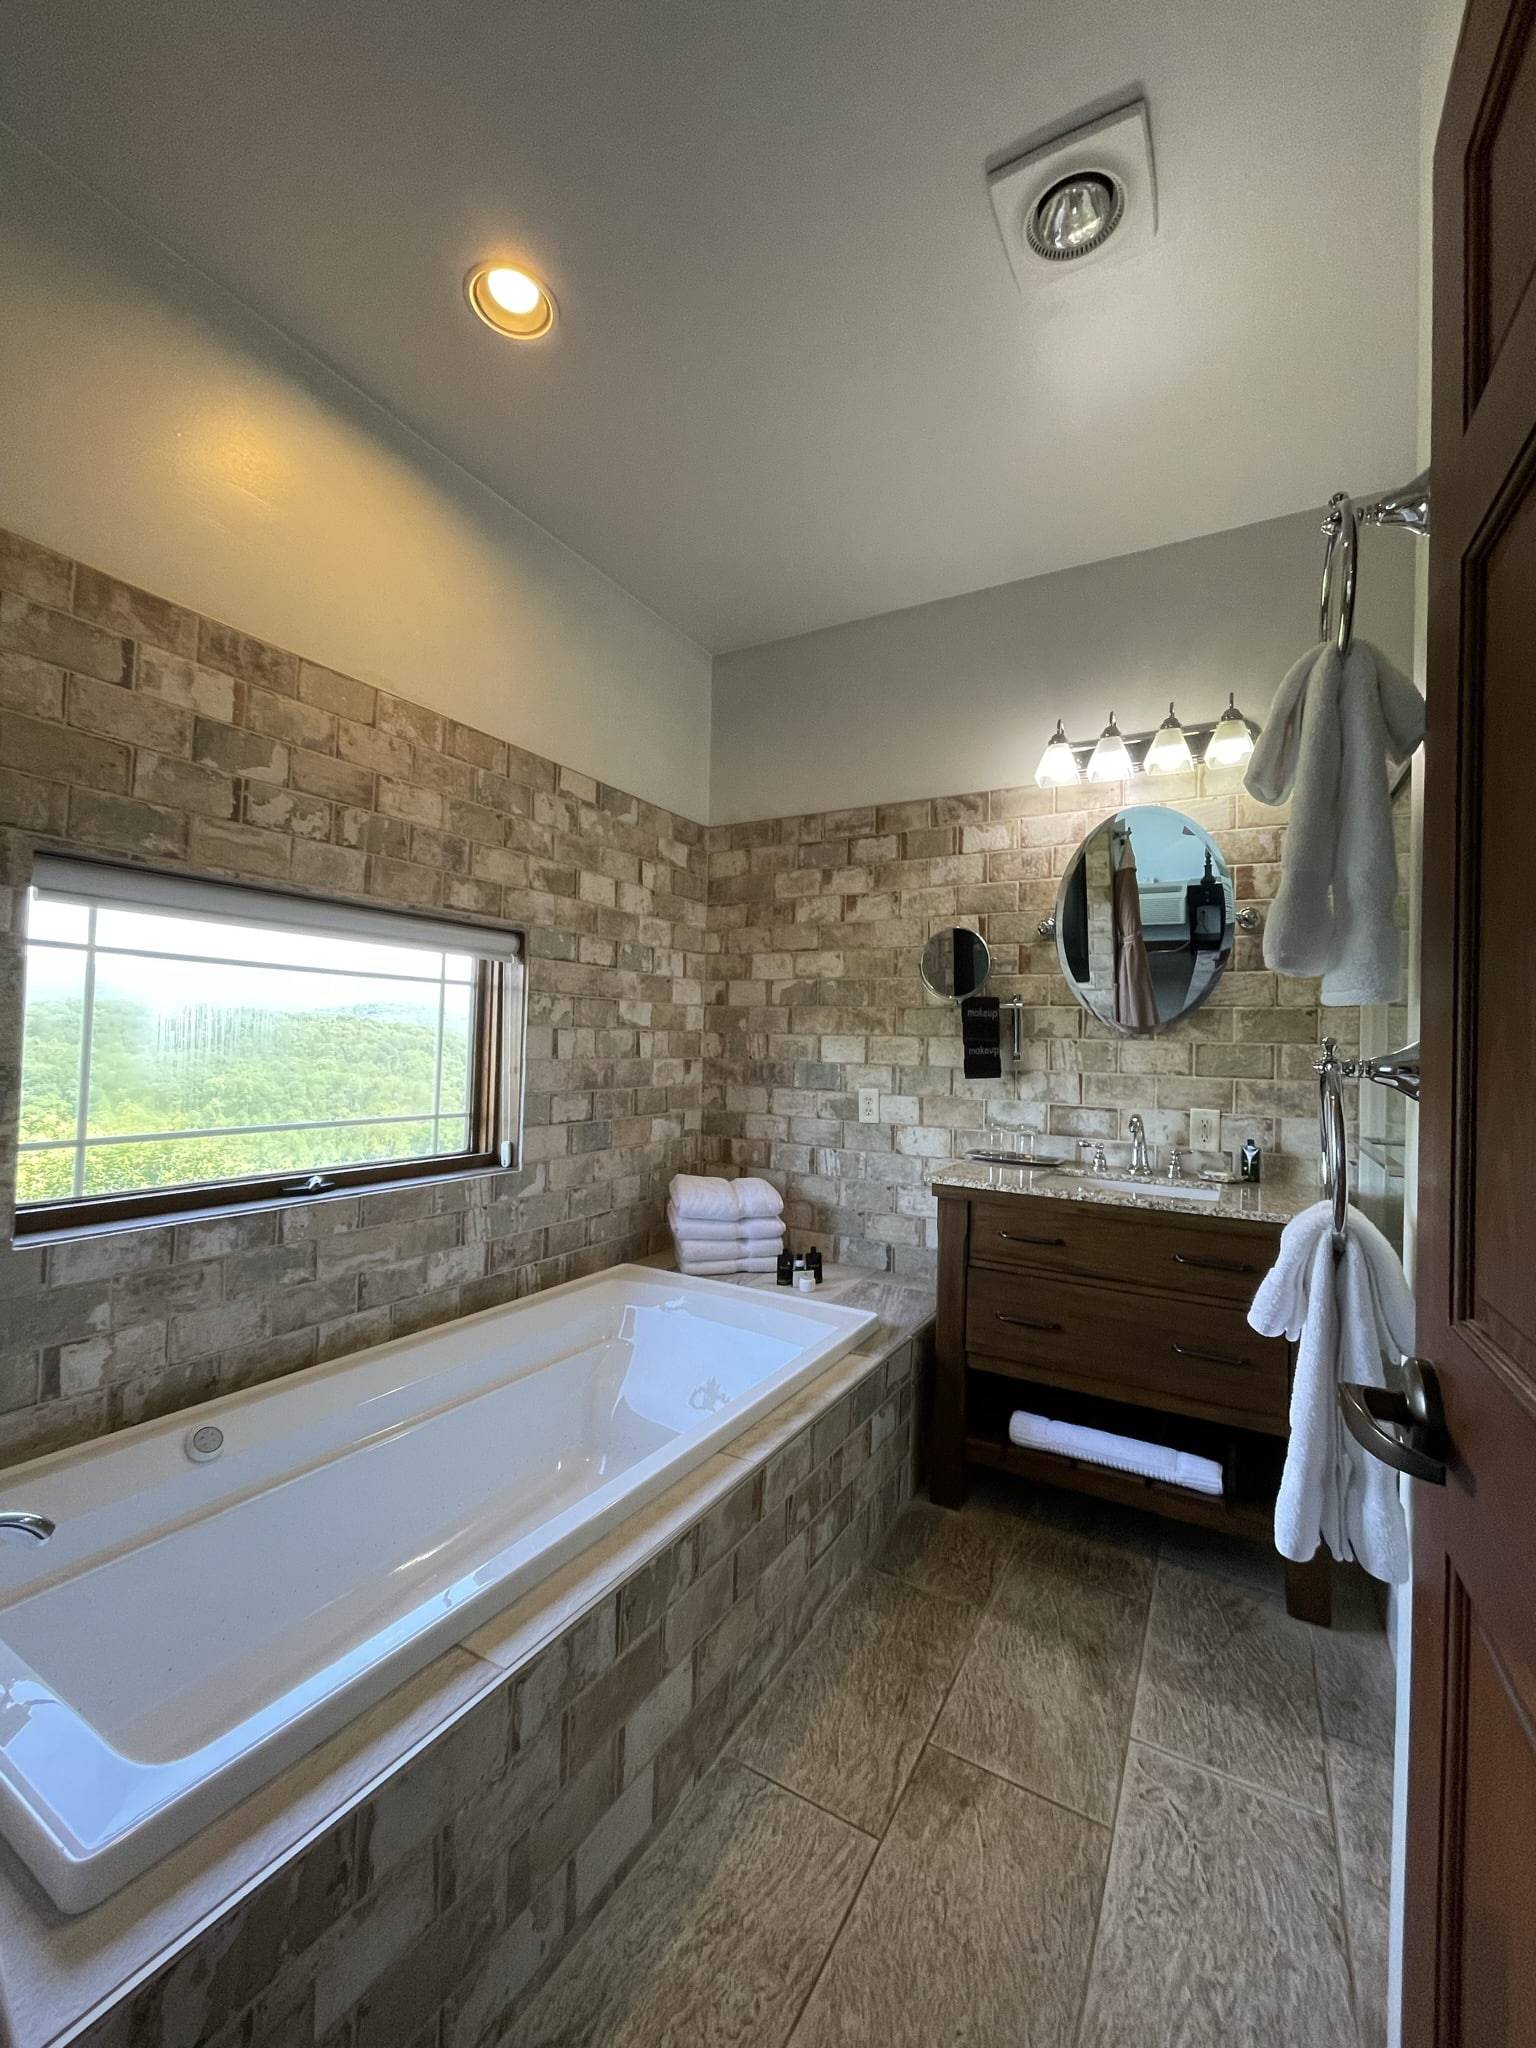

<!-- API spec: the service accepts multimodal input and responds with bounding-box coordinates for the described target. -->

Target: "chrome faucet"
[1128,1114,1153,1180]
[0,1511,53,1543]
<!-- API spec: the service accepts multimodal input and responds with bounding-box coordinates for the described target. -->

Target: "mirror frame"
[1052,803,1236,1036]
[919,925,991,1002]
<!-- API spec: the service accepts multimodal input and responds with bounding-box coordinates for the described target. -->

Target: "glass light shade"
[1144,702,1193,776]
[1206,693,1255,768]
[1085,713,1133,784]
[1034,720,1082,788]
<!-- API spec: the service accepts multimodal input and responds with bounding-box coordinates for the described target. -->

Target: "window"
[14,857,523,1238]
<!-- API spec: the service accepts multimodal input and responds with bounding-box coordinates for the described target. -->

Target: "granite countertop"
[930,1159,1318,1229]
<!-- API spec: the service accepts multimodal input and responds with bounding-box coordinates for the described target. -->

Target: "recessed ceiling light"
[1025,172,1124,262]
[465,261,557,340]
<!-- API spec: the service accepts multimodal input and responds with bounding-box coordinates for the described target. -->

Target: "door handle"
[1339,1357,1448,1486]
[995,1313,1064,1333]
[998,1231,1066,1247]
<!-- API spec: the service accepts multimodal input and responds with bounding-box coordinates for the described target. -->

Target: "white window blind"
[29,856,522,960]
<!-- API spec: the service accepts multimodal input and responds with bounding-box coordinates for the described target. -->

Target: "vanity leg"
[1284,1551,1333,1627]
[931,1192,970,1509]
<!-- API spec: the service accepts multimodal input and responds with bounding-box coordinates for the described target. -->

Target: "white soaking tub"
[0,1265,874,1912]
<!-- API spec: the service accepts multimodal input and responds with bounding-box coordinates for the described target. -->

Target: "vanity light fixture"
[1085,712,1133,784]
[1206,692,1256,768]
[1033,697,1261,781]
[1143,702,1194,776]
[465,262,558,340]
[1033,719,1083,788]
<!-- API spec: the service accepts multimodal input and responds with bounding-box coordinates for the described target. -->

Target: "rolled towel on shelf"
[666,1204,785,1244]
[1007,1410,1225,1498]
[669,1174,784,1223]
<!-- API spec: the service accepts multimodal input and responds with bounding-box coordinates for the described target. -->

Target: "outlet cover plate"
[1190,1107,1222,1152]
[858,1086,882,1125]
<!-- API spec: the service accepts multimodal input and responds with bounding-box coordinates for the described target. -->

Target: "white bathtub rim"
[0,1281,927,2048]
[0,1265,876,1912]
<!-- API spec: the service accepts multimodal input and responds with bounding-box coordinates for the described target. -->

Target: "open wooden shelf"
[963,1432,1275,1542]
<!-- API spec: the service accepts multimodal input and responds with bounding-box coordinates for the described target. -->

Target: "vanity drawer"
[967,1194,1275,1306]
[964,1264,1290,1432]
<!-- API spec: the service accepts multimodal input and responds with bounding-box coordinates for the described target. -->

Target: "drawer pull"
[996,1312,1064,1333]
[1173,1252,1257,1276]
[1172,1341,1254,1369]
[998,1231,1067,1248]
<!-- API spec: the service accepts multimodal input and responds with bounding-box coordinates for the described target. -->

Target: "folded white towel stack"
[668,1174,785,1276]
[1008,1411,1225,1498]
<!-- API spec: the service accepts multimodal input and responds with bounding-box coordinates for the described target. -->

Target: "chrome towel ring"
[1318,472,1432,658]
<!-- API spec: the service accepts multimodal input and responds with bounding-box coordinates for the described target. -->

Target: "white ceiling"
[0,0,1424,653]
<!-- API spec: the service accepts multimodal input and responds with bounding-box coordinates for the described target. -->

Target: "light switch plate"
[1190,1107,1222,1152]
[857,1086,882,1125]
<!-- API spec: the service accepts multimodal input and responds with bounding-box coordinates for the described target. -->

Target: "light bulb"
[1085,713,1132,784]
[485,267,543,316]
[465,261,558,339]
[1206,693,1255,768]
[1144,701,1193,775]
[1034,719,1081,788]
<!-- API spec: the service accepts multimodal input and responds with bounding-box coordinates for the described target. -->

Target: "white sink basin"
[1091,1176,1222,1203]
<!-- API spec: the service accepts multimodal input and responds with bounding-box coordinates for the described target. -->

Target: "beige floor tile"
[873,1497,1023,1607]
[932,1514,1152,1823]
[787,1745,1107,2048]
[728,1569,976,1833]
[1156,1520,1288,1598]
[1329,1740,1394,2047]
[1020,1485,1163,1579]
[1314,1571,1396,1757]
[1077,1744,1356,2048]
[509,1758,873,2048]
[1133,1561,1328,1809]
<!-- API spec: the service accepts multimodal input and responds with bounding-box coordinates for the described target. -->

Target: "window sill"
[10,1158,518,1249]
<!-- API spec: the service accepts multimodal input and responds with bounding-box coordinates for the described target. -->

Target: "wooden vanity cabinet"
[933,1183,1331,1624]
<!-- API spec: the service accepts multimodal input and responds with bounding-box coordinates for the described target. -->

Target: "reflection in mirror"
[920,926,990,1001]
[1056,805,1234,1035]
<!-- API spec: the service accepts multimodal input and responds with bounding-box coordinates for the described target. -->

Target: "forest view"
[17,911,475,1204]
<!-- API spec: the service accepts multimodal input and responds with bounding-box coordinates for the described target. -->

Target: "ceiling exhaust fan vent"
[988,99,1156,290]
[1024,172,1125,262]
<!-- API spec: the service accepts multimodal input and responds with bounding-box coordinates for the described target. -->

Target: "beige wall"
[704,763,1365,1283]
[0,523,707,1465]
[710,510,1417,824]
[0,129,713,822]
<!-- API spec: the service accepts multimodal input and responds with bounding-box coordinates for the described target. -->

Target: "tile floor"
[506,1482,1395,2048]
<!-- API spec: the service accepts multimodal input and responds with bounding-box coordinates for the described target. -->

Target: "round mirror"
[920,926,991,1001]
[1055,805,1234,1035]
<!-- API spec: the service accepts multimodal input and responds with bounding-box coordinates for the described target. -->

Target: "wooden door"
[1404,1,1536,2039]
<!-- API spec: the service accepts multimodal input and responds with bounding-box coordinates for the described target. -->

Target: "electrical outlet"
[1189,1107,1222,1153]
[857,1086,882,1125]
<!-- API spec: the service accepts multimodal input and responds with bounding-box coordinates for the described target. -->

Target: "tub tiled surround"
[0,1276,929,2048]
[703,765,1368,1281]
[0,524,707,1466]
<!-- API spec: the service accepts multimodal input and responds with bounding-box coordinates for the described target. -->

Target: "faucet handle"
[1164,1145,1185,1183]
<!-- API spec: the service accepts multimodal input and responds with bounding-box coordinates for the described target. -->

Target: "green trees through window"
[18,895,478,1206]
